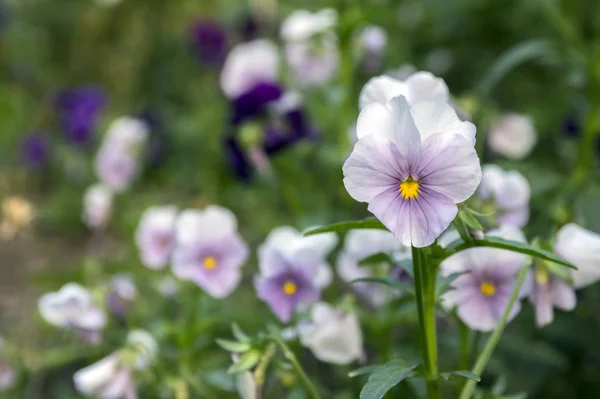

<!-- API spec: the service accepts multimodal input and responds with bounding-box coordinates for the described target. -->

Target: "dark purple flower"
[263,108,317,154]
[189,19,228,65]
[20,132,50,168]
[55,86,105,146]
[224,136,252,180]
[562,116,580,137]
[232,82,283,126]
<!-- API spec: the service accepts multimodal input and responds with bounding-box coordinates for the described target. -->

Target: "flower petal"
[555,223,600,288]
[551,278,576,311]
[358,75,407,109]
[410,101,475,145]
[404,71,450,104]
[415,133,482,203]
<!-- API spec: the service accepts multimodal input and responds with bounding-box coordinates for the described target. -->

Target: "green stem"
[458,319,470,393]
[412,246,441,399]
[458,263,530,399]
[272,337,322,399]
[569,98,600,190]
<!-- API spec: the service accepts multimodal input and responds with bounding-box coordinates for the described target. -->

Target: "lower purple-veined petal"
[456,295,498,332]
[415,133,482,203]
[343,135,406,203]
[533,281,554,327]
[255,276,295,322]
[196,267,242,298]
[551,278,576,311]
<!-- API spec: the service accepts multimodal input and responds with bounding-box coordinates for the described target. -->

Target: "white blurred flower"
[280,9,339,87]
[38,283,106,335]
[126,329,158,370]
[359,71,450,109]
[477,164,531,227]
[220,39,280,99]
[555,223,600,288]
[135,205,178,270]
[299,302,364,365]
[74,354,135,399]
[488,114,537,159]
[95,117,149,192]
[358,25,387,56]
[83,184,113,230]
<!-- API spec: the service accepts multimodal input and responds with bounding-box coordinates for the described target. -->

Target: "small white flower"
[220,40,280,99]
[280,9,338,42]
[83,184,113,230]
[38,283,106,332]
[126,329,158,370]
[74,354,135,399]
[135,205,178,270]
[111,274,137,302]
[358,25,387,56]
[477,164,531,227]
[555,223,600,288]
[488,114,537,159]
[299,302,364,365]
[359,71,450,110]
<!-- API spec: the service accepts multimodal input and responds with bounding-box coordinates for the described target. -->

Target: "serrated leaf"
[359,252,395,266]
[350,276,415,296]
[349,365,378,378]
[451,237,576,269]
[440,370,480,382]
[227,349,261,374]
[303,219,387,236]
[231,322,251,343]
[359,360,419,399]
[216,339,251,353]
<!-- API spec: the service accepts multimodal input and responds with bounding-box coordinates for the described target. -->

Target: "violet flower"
[343,95,480,247]
[135,205,178,270]
[38,283,107,343]
[20,132,50,169]
[440,226,529,331]
[55,86,105,146]
[524,266,575,328]
[107,274,137,319]
[254,227,336,322]
[172,206,249,298]
[189,19,228,65]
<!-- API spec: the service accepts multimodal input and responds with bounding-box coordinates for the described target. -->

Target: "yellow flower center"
[282,281,297,296]
[535,268,549,285]
[480,281,496,297]
[203,256,217,270]
[399,178,420,199]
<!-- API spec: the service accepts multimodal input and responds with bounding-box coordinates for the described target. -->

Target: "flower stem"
[458,263,530,399]
[412,246,441,399]
[272,336,322,399]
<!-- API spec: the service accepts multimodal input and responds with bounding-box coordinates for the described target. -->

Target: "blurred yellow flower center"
[283,281,297,296]
[480,281,496,297]
[203,256,217,270]
[400,178,420,199]
[535,268,549,285]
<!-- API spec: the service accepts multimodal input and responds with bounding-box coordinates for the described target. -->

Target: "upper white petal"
[555,223,600,288]
[404,71,449,104]
[410,101,476,145]
[280,8,338,41]
[74,354,120,396]
[175,205,238,244]
[358,75,407,109]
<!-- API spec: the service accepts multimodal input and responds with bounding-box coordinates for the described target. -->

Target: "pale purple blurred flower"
[337,229,409,307]
[83,184,113,230]
[440,226,529,331]
[523,267,575,327]
[298,302,364,365]
[107,274,137,318]
[172,206,249,298]
[135,206,178,270]
[357,25,387,72]
[38,283,106,342]
[254,226,336,322]
[74,330,156,399]
[280,9,339,87]
[488,114,537,159]
[220,39,280,99]
[0,339,15,391]
[359,71,449,110]
[477,164,530,227]
[343,96,480,247]
[554,223,600,288]
[95,117,149,192]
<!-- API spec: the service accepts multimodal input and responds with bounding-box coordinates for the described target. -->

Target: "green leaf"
[459,210,485,231]
[452,237,576,269]
[303,219,387,236]
[349,365,379,378]
[436,272,469,298]
[231,322,251,343]
[227,349,261,374]
[350,277,415,296]
[359,360,419,399]
[216,339,251,353]
[358,252,395,266]
[398,259,414,277]
[440,370,481,382]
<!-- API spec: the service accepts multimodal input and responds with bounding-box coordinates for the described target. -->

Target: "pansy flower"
[55,86,105,146]
[82,184,113,230]
[554,223,600,288]
[107,274,137,319]
[488,114,537,159]
[135,205,178,270]
[172,206,249,298]
[20,132,50,169]
[524,265,575,327]
[189,19,228,65]
[476,164,531,227]
[343,95,480,247]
